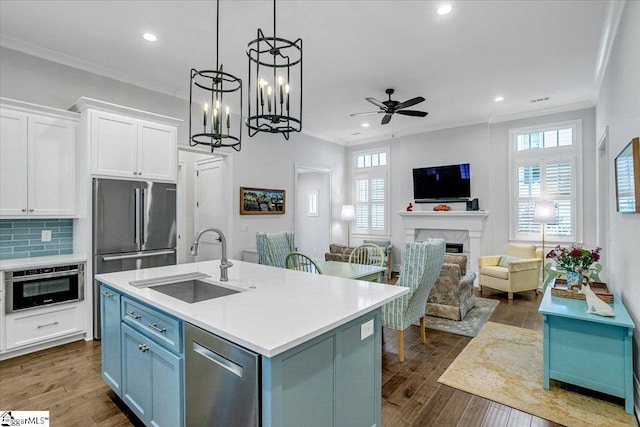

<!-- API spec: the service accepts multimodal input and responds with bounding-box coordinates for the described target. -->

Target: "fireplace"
[398,210,489,282]
[446,243,464,254]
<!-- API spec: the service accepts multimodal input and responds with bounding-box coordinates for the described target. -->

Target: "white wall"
[0,46,348,261]
[595,0,640,415]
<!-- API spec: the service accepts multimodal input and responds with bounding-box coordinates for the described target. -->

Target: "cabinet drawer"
[122,297,182,353]
[5,304,83,350]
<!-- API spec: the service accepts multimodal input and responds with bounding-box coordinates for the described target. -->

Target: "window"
[353,148,389,235]
[509,120,582,243]
[307,190,318,216]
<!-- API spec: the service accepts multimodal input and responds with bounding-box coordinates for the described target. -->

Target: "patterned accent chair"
[426,254,477,321]
[478,243,542,300]
[256,231,295,268]
[382,238,446,362]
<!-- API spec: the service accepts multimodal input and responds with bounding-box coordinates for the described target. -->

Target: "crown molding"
[1,35,188,100]
[593,0,626,100]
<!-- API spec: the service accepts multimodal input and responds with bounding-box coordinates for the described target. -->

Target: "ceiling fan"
[350,88,428,125]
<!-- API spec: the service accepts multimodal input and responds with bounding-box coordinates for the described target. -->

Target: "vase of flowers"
[546,244,601,289]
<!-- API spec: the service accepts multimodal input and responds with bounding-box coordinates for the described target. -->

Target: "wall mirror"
[614,137,640,213]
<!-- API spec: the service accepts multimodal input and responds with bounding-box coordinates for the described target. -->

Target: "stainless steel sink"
[150,279,240,303]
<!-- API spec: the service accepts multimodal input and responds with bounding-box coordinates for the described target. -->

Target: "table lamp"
[340,204,356,246]
[534,200,557,281]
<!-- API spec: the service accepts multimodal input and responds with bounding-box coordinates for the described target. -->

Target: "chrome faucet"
[190,227,233,281]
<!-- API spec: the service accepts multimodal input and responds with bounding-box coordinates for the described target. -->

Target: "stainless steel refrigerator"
[93,178,177,338]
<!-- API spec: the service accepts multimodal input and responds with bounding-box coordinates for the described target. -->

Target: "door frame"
[177,148,233,263]
[294,163,332,260]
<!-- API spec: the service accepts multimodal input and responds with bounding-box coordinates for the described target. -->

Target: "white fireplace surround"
[398,211,489,281]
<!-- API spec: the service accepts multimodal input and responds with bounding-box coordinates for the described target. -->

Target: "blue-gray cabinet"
[121,324,183,426]
[100,284,184,426]
[100,285,121,396]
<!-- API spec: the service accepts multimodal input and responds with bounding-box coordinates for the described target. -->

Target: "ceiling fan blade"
[349,111,383,117]
[395,96,425,110]
[365,97,387,110]
[396,110,428,117]
[381,113,393,125]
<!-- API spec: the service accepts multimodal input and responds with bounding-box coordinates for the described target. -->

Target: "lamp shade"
[340,205,356,222]
[533,200,557,223]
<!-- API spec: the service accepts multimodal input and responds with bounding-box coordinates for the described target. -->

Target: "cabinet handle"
[29,209,34,212]
[126,310,142,319]
[100,290,114,299]
[37,321,59,329]
[22,208,27,212]
[148,323,167,333]
[138,344,149,352]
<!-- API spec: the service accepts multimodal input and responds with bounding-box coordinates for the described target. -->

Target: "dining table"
[316,260,387,282]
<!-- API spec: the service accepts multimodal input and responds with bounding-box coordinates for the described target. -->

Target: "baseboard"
[635,373,639,422]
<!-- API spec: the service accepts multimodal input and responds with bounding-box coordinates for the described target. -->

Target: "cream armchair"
[478,243,542,300]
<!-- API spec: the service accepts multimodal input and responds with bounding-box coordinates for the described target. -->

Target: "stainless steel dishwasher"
[185,323,260,426]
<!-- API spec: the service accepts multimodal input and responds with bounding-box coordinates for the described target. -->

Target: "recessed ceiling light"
[142,33,157,42]
[494,96,505,102]
[437,4,452,15]
[361,123,370,128]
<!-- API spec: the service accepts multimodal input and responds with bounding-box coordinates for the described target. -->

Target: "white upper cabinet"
[75,98,180,183]
[91,111,137,178]
[0,101,78,217]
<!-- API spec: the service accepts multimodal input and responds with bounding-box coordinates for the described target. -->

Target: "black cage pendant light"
[246,0,302,140]
[189,0,242,152]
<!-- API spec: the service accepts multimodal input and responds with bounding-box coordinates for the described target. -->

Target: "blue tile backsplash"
[0,219,74,260]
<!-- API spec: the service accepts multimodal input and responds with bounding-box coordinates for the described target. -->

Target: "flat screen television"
[412,163,471,201]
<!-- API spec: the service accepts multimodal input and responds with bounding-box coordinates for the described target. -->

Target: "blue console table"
[538,287,635,414]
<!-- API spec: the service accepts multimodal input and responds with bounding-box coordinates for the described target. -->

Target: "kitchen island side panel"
[262,309,381,427]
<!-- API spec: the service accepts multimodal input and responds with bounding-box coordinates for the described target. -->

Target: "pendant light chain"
[189,0,242,151]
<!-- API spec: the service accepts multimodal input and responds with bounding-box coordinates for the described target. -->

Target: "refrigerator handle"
[134,188,140,245]
[141,188,147,245]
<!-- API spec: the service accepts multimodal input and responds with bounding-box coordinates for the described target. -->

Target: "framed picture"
[615,137,640,213]
[240,187,286,215]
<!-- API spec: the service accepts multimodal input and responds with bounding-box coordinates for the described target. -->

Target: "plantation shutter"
[510,121,580,242]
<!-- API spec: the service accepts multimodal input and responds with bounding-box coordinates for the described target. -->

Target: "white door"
[194,158,224,262]
[295,167,331,260]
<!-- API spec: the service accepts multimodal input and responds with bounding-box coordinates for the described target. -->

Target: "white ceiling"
[0,1,611,145]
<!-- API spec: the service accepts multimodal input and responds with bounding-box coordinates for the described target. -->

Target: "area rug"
[425,297,499,337]
[438,322,637,427]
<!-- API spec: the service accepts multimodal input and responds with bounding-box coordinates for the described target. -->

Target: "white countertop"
[96,260,408,357]
[0,254,88,270]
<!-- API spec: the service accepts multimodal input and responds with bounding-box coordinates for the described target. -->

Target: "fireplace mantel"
[398,210,489,279]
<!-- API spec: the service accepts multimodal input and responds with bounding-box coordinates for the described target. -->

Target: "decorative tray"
[550,278,613,303]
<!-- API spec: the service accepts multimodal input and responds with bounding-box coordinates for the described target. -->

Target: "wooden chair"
[381,239,446,362]
[285,252,323,274]
[349,243,385,267]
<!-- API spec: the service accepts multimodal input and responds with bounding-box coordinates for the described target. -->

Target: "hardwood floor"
[0,288,561,427]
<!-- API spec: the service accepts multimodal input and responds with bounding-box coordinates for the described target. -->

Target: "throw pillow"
[364,239,391,255]
[499,255,523,267]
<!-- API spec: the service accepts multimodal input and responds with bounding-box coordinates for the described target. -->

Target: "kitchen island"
[96,259,408,427]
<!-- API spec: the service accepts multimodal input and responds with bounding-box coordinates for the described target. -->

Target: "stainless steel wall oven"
[5,263,84,313]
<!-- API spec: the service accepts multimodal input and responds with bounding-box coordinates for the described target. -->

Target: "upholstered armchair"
[426,254,477,320]
[382,238,446,362]
[256,231,295,268]
[478,243,542,300]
